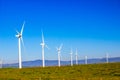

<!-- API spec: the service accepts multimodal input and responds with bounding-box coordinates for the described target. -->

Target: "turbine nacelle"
[40,43,49,50]
[40,43,45,46]
[57,49,61,54]
[56,44,63,52]
[15,34,22,38]
[56,48,60,51]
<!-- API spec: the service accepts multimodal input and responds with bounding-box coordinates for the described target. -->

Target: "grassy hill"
[0,62,120,80]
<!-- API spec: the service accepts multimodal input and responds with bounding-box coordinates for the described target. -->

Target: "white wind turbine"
[85,56,87,64]
[106,53,109,63]
[70,48,73,66]
[15,21,25,69]
[40,31,49,67]
[0,59,2,68]
[56,44,63,67]
[75,49,78,65]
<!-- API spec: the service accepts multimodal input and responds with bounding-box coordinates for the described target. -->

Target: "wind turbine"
[85,56,87,64]
[15,21,25,69]
[70,48,73,66]
[75,49,78,65]
[0,59,2,68]
[106,53,109,63]
[56,44,63,67]
[40,31,49,67]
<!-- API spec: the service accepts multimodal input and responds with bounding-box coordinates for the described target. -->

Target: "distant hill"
[2,57,120,68]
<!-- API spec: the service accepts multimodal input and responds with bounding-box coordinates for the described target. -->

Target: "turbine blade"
[41,30,44,43]
[45,45,50,50]
[21,21,25,35]
[70,48,72,54]
[16,30,19,34]
[21,37,26,52]
[59,43,63,50]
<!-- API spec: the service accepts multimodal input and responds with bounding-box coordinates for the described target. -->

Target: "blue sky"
[0,0,120,63]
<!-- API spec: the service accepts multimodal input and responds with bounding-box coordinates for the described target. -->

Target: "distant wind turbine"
[15,21,25,69]
[40,31,49,67]
[106,53,109,63]
[70,48,73,66]
[75,49,78,65]
[0,59,2,68]
[85,56,87,64]
[56,44,63,67]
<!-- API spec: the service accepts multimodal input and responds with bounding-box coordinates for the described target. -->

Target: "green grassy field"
[0,62,120,80]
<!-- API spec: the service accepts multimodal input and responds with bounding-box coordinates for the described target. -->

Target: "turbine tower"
[75,49,78,65]
[106,53,109,63]
[15,21,25,69]
[85,56,87,64]
[56,44,63,67]
[40,31,49,67]
[70,48,73,66]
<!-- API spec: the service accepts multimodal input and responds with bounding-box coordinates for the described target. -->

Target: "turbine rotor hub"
[16,34,22,38]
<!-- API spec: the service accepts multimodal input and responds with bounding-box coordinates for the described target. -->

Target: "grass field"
[0,62,120,80]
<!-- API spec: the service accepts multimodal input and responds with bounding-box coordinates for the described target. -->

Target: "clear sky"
[0,0,120,63]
